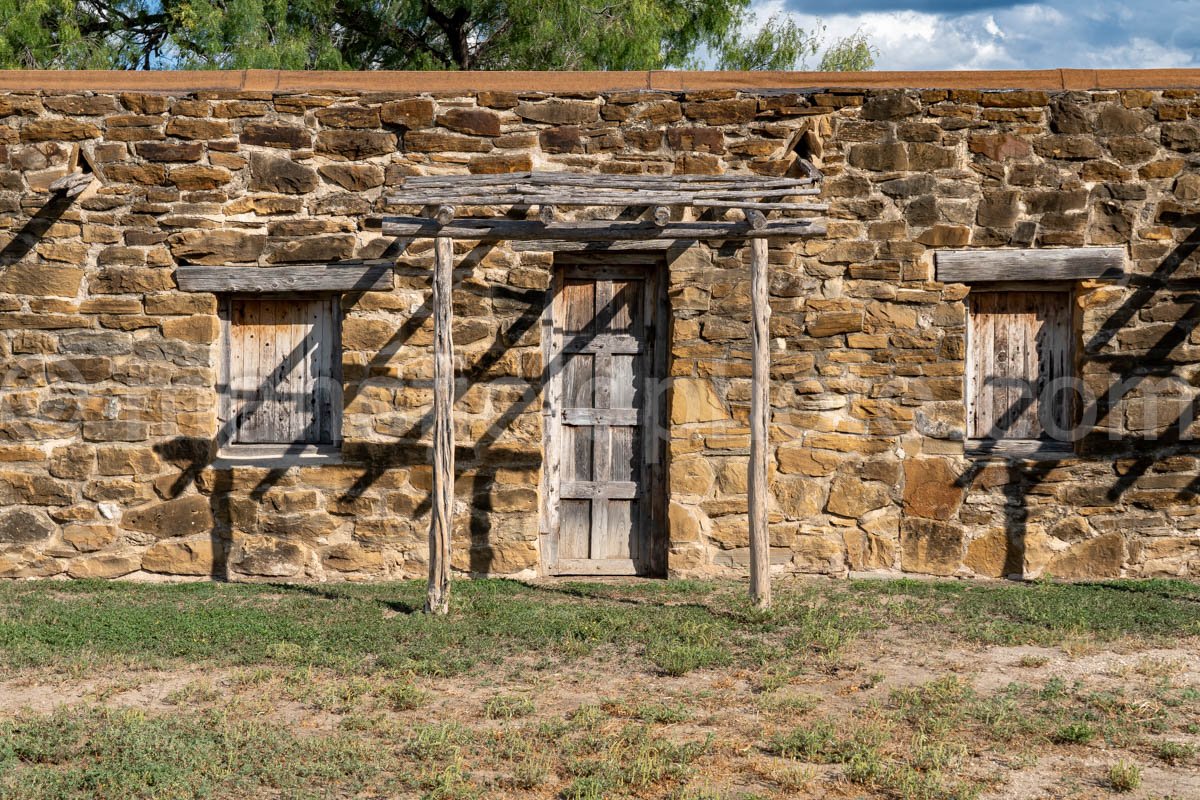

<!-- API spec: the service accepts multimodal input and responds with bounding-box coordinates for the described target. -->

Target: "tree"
[815,29,876,73]
[716,16,877,72]
[0,0,873,71]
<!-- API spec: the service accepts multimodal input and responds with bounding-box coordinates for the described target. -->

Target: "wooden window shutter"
[968,292,1073,441]
[225,295,340,446]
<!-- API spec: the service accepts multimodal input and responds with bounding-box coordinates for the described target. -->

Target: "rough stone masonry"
[1,71,1199,582]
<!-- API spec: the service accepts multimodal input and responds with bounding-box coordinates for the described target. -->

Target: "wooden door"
[968,291,1072,440]
[545,263,664,575]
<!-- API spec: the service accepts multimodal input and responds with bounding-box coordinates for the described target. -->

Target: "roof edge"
[0,68,1199,93]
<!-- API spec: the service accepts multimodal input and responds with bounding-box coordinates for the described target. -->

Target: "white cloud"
[749,0,1200,70]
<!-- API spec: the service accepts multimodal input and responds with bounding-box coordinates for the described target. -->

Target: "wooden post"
[748,236,771,610]
[426,234,455,615]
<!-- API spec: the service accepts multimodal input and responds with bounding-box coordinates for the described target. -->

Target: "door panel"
[548,264,661,575]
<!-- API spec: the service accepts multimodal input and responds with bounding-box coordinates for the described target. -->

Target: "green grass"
[483,694,535,720]
[0,577,1195,679]
[0,706,378,800]
[1153,739,1197,764]
[845,577,1200,645]
[1108,760,1142,793]
[0,578,872,677]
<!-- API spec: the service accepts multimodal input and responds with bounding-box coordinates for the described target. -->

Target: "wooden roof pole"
[748,236,771,610]
[380,217,824,241]
[426,233,455,615]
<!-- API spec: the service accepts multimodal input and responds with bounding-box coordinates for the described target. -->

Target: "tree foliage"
[0,0,874,71]
[815,28,877,73]
[714,15,819,72]
[715,17,877,72]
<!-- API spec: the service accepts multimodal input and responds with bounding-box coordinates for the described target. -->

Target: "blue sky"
[751,0,1200,69]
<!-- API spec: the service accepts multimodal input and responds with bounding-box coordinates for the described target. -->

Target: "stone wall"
[0,79,1199,582]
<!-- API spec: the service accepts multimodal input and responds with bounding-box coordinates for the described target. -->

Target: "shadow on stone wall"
[955,225,1200,579]
[0,193,75,268]
[152,237,548,580]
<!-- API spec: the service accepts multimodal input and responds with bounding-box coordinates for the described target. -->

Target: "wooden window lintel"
[937,246,1125,283]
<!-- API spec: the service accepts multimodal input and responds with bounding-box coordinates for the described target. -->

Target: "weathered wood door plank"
[549,263,658,575]
[968,290,1072,442]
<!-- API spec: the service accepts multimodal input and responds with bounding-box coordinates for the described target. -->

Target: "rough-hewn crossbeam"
[381,217,825,241]
[392,172,818,188]
[509,239,684,252]
[176,263,392,293]
[387,173,825,212]
[935,247,1126,283]
[396,195,823,212]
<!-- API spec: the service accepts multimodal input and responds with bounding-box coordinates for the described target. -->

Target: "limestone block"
[964,529,1009,577]
[248,152,319,194]
[381,99,435,128]
[900,518,964,576]
[670,456,715,496]
[668,502,703,543]
[772,476,825,518]
[0,264,84,297]
[316,106,381,129]
[323,543,385,573]
[62,524,116,552]
[1047,534,1125,579]
[670,378,727,424]
[902,458,964,521]
[121,495,214,539]
[437,108,502,136]
[826,475,890,518]
[791,534,845,573]
[142,537,223,576]
[0,507,56,545]
[844,527,897,571]
[315,130,397,160]
[67,553,140,579]
[515,100,600,124]
[231,536,306,577]
[169,229,266,265]
[239,123,311,149]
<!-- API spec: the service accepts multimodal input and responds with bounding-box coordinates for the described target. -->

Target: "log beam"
[381,217,825,241]
[426,235,455,615]
[49,171,95,198]
[392,193,823,209]
[748,237,771,610]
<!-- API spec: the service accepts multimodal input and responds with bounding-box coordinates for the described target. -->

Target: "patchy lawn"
[0,577,1198,799]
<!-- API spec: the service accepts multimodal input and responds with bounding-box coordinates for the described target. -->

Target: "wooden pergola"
[381,172,827,613]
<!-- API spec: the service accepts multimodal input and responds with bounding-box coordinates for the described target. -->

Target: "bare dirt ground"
[2,625,1196,799]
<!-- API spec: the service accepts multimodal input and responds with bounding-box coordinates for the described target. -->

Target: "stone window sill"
[212,443,341,469]
[965,439,1075,462]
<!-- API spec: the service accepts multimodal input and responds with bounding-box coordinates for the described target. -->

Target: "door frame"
[539,253,669,577]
